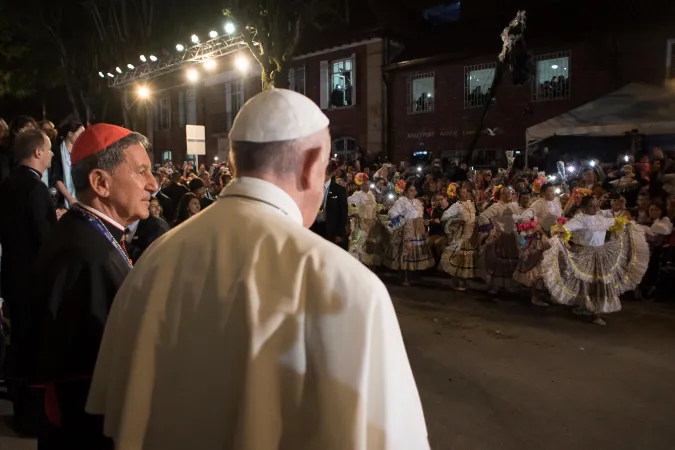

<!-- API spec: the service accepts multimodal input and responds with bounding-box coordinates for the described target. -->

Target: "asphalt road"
[0,275,673,450]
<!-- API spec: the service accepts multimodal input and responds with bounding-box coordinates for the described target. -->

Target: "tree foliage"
[225,0,343,90]
[0,7,37,98]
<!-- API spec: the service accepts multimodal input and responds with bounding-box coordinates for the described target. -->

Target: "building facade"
[141,35,392,166]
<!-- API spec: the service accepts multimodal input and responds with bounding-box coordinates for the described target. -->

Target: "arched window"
[332,137,358,161]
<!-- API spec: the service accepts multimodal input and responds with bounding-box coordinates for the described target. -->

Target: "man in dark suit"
[153,172,175,223]
[162,171,188,211]
[125,215,171,263]
[0,129,56,435]
[310,163,348,249]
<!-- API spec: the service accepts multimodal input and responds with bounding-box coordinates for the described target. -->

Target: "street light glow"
[107,73,114,77]
[138,86,150,99]
[149,55,157,62]
[204,59,216,70]
[209,30,218,38]
[235,55,248,71]
[98,71,105,78]
[176,44,185,52]
[127,64,135,69]
[589,160,596,167]
[140,55,147,62]
[224,22,236,34]
[191,34,199,44]
[115,67,122,74]
[186,68,199,82]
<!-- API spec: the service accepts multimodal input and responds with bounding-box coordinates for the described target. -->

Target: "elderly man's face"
[108,144,158,224]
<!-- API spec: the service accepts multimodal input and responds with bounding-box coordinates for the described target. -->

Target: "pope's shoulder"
[141,197,388,297]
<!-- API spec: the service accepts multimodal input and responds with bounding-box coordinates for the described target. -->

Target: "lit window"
[329,58,355,108]
[291,66,305,95]
[161,150,172,163]
[332,137,358,160]
[408,73,435,114]
[464,64,495,108]
[532,51,571,102]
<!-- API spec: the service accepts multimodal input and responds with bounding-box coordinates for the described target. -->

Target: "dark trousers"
[37,381,113,450]
[310,221,348,250]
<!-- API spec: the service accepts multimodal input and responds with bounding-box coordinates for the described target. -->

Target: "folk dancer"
[384,182,435,285]
[477,185,522,294]
[439,186,478,291]
[347,172,383,266]
[542,195,649,326]
[514,183,563,305]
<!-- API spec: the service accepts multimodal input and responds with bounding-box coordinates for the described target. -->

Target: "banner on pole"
[186,125,206,155]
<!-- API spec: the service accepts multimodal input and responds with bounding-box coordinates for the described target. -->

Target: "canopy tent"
[526,83,675,145]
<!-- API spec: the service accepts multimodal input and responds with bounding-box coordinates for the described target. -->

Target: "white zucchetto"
[229,87,330,143]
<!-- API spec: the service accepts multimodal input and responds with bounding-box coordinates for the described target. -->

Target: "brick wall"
[387,39,623,165]
[284,40,384,158]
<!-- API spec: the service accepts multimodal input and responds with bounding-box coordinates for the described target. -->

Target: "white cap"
[229,87,329,143]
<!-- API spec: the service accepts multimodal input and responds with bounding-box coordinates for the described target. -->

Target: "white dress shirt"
[565,213,615,247]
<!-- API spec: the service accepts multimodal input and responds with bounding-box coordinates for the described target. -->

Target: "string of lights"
[103,22,246,89]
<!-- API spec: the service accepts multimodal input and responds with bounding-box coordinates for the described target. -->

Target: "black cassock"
[32,207,131,449]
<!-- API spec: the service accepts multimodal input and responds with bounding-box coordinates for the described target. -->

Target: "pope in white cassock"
[86,88,429,449]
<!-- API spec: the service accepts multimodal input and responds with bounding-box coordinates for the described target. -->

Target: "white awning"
[526,83,675,144]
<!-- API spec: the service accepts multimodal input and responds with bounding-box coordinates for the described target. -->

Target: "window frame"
[328,56,356,109]
[407,72,435,114]
[531,50,571,103]
[464,63,496,109]
[331,137,358,161]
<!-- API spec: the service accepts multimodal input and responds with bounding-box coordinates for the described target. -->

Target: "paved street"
[0,275,674,449]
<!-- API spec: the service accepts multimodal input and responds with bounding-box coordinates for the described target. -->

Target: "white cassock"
[86,177,429,450]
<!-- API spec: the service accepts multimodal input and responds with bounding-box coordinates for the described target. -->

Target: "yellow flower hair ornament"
[550,224,572,243]
[608,215,627,236]
[446,183,458,199]
[491,184,505,201]
[354,172,369,186]
[395,179,407,195]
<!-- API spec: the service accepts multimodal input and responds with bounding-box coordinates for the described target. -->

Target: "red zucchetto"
[71,123,133,165]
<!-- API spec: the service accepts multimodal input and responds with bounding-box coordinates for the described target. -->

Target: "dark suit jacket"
[127,216,171,263]
[311,180,348,248]
[0,165,56,303]
[162,182,189,210]
[154,191,175,223]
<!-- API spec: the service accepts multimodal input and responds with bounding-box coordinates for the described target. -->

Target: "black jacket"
[0,165,56,304]
[311,180,348,246]
[127,216,171,263]
[162,182,189,210]
[154,191,175,223]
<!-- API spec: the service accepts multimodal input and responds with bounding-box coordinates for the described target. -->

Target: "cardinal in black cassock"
[30,123,158,450]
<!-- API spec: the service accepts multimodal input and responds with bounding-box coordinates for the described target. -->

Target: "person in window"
[330,84,346,108]
[173,192,201,228]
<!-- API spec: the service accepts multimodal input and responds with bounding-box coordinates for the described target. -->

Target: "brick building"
[141,32,400,166]
[384,1,675,167]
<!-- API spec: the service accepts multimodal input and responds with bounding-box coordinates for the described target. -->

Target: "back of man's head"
[13,129,47,164]
[229,88,329,179]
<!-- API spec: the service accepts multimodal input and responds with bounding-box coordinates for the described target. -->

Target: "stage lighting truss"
[108,33,246,88]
